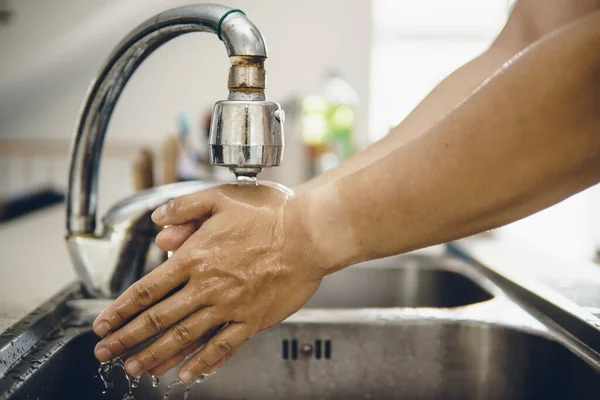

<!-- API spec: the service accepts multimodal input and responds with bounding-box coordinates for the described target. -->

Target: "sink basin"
[305,259,493,308]
[2,256,599,400]
[4,321,600,400]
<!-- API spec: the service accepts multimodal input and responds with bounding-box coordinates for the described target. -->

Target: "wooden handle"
[132,148,155,191]
[162,136,180,185]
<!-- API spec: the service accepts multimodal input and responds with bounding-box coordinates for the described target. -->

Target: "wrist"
[284,183,360,278]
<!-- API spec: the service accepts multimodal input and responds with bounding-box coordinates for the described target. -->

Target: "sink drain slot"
[281,339,331,360]
[324,339,332,359]
[291,339,298,359]
[315,339,322,359]
[282,339,289,359]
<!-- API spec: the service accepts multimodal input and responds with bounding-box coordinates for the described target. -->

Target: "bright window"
[369,0,599,261]
[369,0,513,141]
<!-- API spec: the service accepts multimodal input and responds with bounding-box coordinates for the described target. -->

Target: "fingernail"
[125,359,143,376]
[179,370,193,383]
[94,320,111,337]
[94,346,113,362]
[152,204,167,222]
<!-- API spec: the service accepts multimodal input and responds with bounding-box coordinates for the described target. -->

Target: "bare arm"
[293,45,515,195]
[300,10,600,271]
[294,0,599,195]
[90,6,600,384]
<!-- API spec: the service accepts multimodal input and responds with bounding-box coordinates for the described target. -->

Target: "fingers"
[177,322,251,383]
[152,189,218,227]
[94,285,207,362]
[92,257,187,338]
[148,341,200,377]
[122,308,226,377]
[148,325,222,377]
[155,221,200,252]
[202,340,245,374]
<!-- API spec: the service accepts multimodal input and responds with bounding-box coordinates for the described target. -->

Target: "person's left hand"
[91,183,324,383]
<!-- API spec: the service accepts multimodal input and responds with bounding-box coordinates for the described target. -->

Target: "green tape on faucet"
[217,9,246,41]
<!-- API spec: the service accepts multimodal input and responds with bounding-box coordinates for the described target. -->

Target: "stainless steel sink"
[305,257,494,308]
[1,255,600,400]
[3,316,600,400]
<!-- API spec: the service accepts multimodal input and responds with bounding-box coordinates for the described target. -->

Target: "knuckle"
[169,196,186,214]
[196,355,211,369]
[131,284,154,307]
[176,251,195,270]
[112,307,127,324]
[172,323,193,346]
[221,288,243,304]
[147,346,159,363]
[143,311,166,333]
[216,340,232,355]
[177,249,204,271]
[115,334,132,351]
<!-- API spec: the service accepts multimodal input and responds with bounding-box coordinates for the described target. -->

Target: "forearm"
[300,11,600,273]
[295,1,600,196]
[294,46,515,195]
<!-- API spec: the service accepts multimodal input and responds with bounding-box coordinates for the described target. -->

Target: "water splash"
[182,384,193,400]
[98,358,135,399]
[98,362,212,399]
[182,375,209,400]
[162,379,183,399]
[236,175,258,186]
[123,371,134,397]
[98,361,116,389]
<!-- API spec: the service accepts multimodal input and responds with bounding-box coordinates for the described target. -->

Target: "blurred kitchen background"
[1,0,599,311]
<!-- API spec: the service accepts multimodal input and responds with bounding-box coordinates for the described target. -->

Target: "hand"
[91,183,325,383]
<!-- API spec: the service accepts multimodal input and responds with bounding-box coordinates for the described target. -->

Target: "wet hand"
[91,183,324,383]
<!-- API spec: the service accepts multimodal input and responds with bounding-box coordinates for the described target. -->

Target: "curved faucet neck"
[66,4,268,236]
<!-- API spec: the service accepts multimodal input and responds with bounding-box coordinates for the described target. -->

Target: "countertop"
[453,236,600,327]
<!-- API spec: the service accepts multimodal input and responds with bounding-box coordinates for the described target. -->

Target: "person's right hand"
[92,183,349,383]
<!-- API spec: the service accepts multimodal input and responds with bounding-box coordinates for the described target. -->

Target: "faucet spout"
[67,4,282,236]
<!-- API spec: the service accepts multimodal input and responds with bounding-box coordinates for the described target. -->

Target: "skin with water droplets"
[92,182,327,382]
[94,10,600,386]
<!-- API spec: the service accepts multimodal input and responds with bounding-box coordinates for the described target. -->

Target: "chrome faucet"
[65,4,284,298]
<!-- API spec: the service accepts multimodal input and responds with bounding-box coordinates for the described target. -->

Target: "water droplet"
[236,175,258,185]
[98,362,114,389]
[183,383,193,400]
[163,379,183,400]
